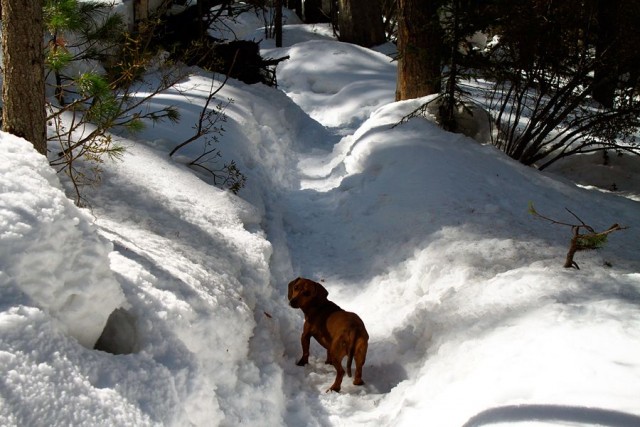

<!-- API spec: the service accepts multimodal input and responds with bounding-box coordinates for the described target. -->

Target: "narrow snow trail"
[246,37,421,425]
[144,71,374,425]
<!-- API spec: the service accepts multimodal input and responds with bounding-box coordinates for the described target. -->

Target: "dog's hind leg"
[353,336,367,386]
[327,357,345,393]
[327,339,348,392]
[346,329,357,378]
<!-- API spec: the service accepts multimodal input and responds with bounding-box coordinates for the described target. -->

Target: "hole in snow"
[94,308,138,355]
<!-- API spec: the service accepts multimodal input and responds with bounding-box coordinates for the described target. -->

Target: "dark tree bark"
[1,0,46,155]
[337,0,386,48]
[592,0,619,108]
[396,0,443,100]
[275,0,283,47]
[303,0,328,23]
[287,0,302,19]
[592,0,640,107]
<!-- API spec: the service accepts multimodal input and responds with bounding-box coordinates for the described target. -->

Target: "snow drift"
[0,133,125,348]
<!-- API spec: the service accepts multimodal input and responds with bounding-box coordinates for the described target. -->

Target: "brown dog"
[287,277,369,392]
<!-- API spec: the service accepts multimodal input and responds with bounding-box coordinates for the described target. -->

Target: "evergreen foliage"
[40,0,246,203]
[43,0,183,204]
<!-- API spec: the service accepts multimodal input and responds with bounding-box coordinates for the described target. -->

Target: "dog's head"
[287,277,329,309]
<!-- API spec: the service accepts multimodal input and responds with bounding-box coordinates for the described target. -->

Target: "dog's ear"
[312,281,329,300]
[288,277,307,300]
[287,277,300,300]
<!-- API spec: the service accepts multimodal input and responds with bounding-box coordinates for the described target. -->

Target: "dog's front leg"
[296,322,311,366]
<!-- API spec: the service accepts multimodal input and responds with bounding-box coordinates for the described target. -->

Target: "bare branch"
[529,203,627,269]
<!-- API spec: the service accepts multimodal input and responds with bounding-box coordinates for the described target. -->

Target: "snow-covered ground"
[2,9,640,427]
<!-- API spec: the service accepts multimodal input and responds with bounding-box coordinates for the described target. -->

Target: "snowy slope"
[1,12,640,427]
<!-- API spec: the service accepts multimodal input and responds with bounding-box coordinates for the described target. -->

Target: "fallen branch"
[261,55,290,67]
[529,202,627,269]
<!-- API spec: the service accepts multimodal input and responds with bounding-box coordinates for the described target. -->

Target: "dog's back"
[326,311,368,380]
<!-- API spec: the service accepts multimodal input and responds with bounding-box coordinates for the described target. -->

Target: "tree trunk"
[287,0,302,19]
[337,0,386,48]
[134,0,149,22]
[592,0,619,108]
[303,0,327,23]
[396,0,443,101]
[1,0,46,155]
[275,0,283,47]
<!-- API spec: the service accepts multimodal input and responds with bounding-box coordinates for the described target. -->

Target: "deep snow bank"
[0,132,125,348]
[81,137,288,425]
[0,128,285,426]
[273,39,397,131]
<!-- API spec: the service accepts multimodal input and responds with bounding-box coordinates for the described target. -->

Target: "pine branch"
[529,202,627,269]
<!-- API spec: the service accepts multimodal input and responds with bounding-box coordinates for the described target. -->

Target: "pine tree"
[336,0,386,48]
[395,0,444,100]
[44,0,182,203]
[1,0,47,154]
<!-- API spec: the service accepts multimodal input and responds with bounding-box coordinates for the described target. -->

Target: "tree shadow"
[463,404,640,427]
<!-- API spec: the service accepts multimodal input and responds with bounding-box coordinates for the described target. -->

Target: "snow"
[2,8,640,427]
[273,38,397,130]
[0,135,125,348]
